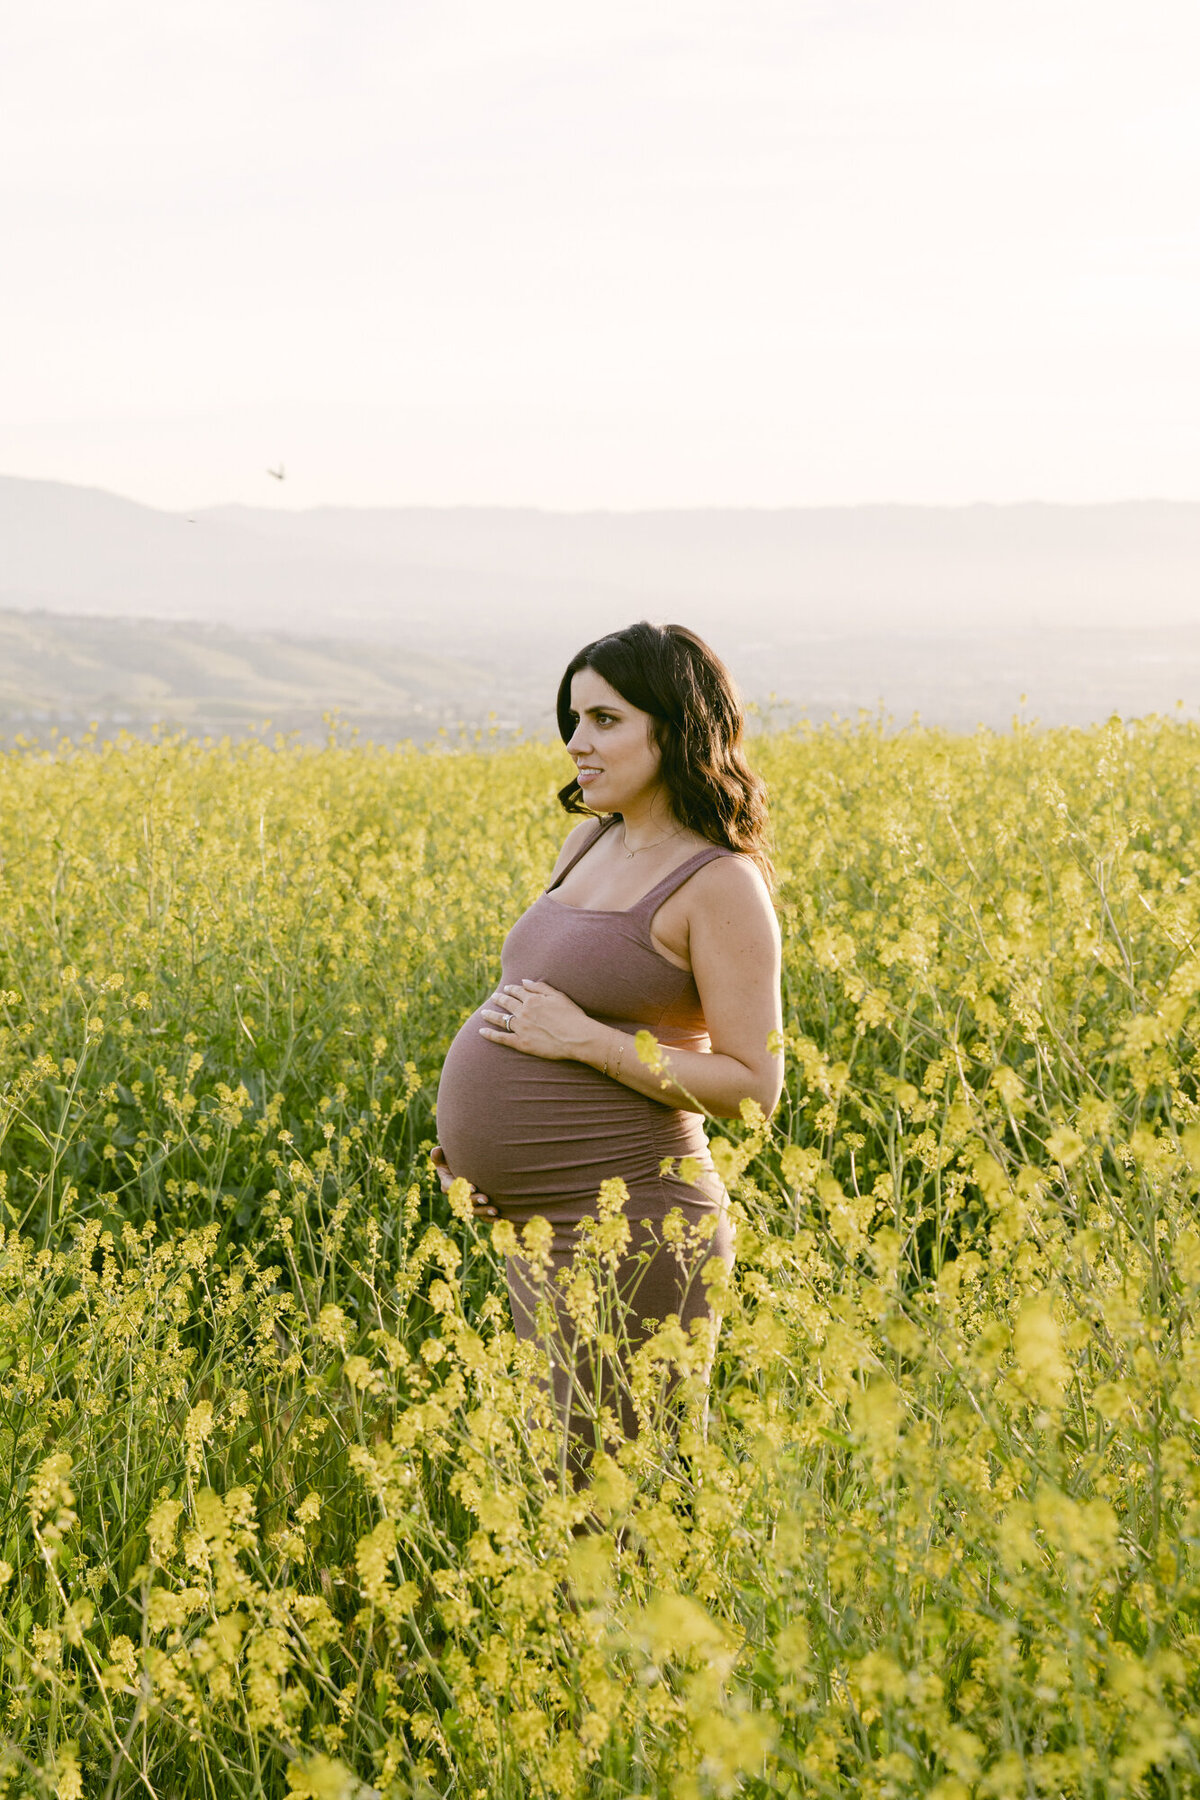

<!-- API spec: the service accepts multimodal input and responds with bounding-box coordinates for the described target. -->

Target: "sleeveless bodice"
[435,818,734,1216]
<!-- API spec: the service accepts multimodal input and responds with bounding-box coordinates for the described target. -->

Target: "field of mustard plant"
[3,718,1200,1799]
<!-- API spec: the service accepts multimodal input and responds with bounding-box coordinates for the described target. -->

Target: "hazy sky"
[2,1,1198,510]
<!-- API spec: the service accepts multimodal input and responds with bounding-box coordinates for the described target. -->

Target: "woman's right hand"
[431,1145,498,1221]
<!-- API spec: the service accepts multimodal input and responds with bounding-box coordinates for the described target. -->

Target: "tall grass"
[2,718,1200,1797]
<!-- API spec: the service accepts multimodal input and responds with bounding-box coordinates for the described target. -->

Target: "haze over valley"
[3,475,1200,741]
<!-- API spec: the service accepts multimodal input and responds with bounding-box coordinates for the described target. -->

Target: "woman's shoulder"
[565,816,606,846]
[546,815,609,881]
[666,849,779,969]
[685,846,776,915]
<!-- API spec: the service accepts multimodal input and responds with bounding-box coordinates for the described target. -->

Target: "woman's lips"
[576,767,603,786]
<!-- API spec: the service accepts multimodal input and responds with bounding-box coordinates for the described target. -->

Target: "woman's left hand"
[479,978,594,1061]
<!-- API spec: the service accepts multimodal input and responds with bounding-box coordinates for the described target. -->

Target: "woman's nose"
[567,725,590,755]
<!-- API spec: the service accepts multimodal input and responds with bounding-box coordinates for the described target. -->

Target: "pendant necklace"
[620,823,685,859]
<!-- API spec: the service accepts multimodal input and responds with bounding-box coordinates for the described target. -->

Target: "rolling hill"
[2,475,1199,735]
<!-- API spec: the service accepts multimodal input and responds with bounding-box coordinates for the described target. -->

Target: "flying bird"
[267,464,286,482]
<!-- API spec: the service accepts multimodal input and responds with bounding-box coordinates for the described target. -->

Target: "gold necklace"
[620,823,685,859]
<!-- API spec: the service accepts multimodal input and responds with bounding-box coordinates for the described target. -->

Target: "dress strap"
[627,843,736,917]
[544,815,619,892]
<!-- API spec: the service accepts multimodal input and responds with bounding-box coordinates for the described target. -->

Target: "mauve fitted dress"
[436,815,736,1468]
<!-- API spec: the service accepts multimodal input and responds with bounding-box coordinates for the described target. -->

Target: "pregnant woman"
[433,620,783,1478]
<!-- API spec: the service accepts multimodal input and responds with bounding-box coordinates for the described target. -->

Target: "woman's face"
[565,668,667,815]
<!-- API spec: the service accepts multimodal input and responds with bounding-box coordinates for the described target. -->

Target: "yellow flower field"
[3,717,1200,1798]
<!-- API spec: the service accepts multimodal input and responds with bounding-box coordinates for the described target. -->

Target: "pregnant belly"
[435,1005,717,1210]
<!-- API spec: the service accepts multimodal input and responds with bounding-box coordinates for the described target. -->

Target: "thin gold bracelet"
[603,1033,626,1082]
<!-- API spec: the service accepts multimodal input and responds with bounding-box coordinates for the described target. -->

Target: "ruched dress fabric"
[435,816,736,1474]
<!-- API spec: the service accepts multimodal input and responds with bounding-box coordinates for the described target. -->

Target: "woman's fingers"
[483,992,520,1022]
[480,988,534,1043]
[432,1145,496,1218]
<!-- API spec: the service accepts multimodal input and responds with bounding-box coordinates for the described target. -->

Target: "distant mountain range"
[2,475,1199,737]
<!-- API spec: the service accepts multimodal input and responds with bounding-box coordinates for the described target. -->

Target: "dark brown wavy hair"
[556,621,773,886]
